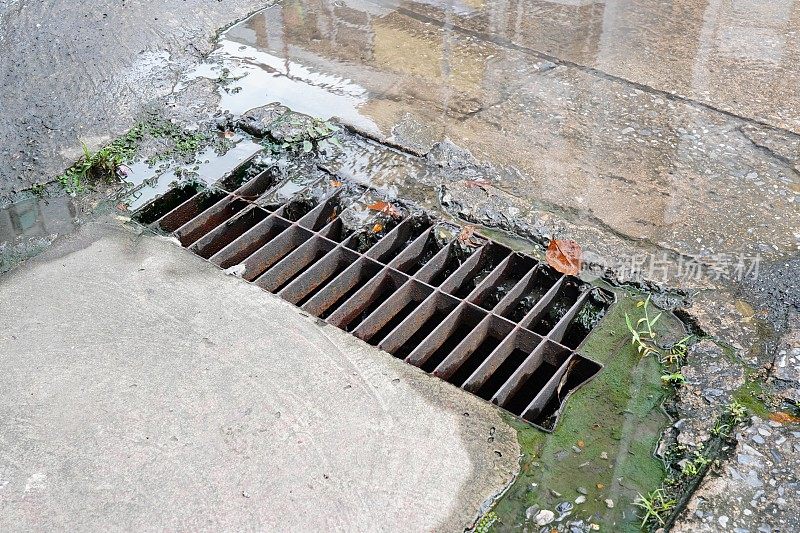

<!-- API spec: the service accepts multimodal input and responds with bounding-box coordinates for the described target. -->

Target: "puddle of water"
[181,11,379,134]
[0,195,79,273]
[124,136,263,210]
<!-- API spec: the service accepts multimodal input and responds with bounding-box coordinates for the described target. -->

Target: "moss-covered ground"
[488,292,687,531]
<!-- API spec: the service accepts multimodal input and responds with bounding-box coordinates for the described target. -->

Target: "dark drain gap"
[133,169,614,432]
[363,301,419,345]
[447,336,502,387]
[532,357,602,429]
[503,361,559,415]
[528,280,582,336]
[476,348,530,400]
[157,189,227,233]
[134,182,203,225]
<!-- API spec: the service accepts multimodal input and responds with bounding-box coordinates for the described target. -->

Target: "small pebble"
[575,495,586,504]
[577,487,588,495]
[556,501,574,514]
[600,452,608,460]
[535,509,555,526]
[605,498,614,508]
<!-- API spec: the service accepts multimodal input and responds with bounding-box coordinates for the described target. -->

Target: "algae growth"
[488,293,686,532]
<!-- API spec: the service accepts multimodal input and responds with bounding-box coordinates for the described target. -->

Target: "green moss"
[57,116,209,194]
[732,378,770,419]
[489,293,686,532]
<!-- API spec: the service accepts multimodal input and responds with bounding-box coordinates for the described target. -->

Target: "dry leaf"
[596,483,605,490]
[330,180,343,188]
[372,223,384,233]
[463,177,491,190]
[769,411,800,424]
[457,225,482,248]
[546,239,582,276]
[577,440,585,448]
[223,130,235,139]
[367,200,402,218]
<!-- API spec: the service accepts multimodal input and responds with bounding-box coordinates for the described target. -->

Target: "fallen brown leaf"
[372,223,384,233]
[367,200,402,218]
[546,239,582,276]
[457,225,482,247]
[769,411,800,424]
[330,180,343,188]
[463,177,491,190]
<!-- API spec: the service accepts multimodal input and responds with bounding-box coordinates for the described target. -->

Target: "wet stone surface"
[674,417,800,533]
[772,315,800,404]
[672,340,746,451]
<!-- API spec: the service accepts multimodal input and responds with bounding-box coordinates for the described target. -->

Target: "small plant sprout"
[661,372,686,385]
[727,400,748,424]
[711,418,731,437]
[625,295,662,358]
[634,488,676,528]
[681,460,699,477]
[474,511,498,533]
[662,335,693,365]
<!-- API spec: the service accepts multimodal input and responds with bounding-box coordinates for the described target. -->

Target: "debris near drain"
[131,153,615,432]
[546,238,582,276]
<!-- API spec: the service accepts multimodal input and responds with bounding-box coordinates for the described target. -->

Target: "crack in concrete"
[737,126,800,179]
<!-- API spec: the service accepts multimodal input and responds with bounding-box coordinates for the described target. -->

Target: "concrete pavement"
[0,218,519,531]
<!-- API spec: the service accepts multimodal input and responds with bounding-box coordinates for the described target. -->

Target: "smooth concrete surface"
[0,219,519,531]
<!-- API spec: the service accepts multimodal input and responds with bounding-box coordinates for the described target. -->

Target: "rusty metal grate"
[132,160,614,431]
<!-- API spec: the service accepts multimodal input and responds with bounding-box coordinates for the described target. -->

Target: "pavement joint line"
[389,3,800,139]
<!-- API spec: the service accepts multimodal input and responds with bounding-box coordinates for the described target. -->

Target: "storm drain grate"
[132,161,614,431]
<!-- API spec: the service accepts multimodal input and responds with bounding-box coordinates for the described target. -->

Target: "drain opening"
[133,163,615,432]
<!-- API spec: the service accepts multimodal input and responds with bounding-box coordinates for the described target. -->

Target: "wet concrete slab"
[193,0,799,267]
[0,0,269,201]
[0,218,519,531]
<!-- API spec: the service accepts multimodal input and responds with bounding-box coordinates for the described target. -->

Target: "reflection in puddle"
[183,6,379,134]
[0,196,79,272]
[124,137,263,211]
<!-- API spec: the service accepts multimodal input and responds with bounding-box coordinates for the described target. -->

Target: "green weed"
[57,117,208,194]
[660,372,686,385]
[474,511,498,533]
[625,295,662,358]
[634,488,676,528]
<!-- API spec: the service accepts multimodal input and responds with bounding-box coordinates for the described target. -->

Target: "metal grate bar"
[353,279,434,345]
[210,214,290,269]
[432,314,515,384]
[254,235,337,293]
[377,290,459,357]
[190,205,270,259]
[133,182,203,225]
[174,195,249,247]
[132,165,615,432]
[491,340,570,409]
[155,189,227,233]
[239,224,314,282]
[279,247,360,306]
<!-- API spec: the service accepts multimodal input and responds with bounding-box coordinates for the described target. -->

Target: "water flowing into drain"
[133,158,614,431]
